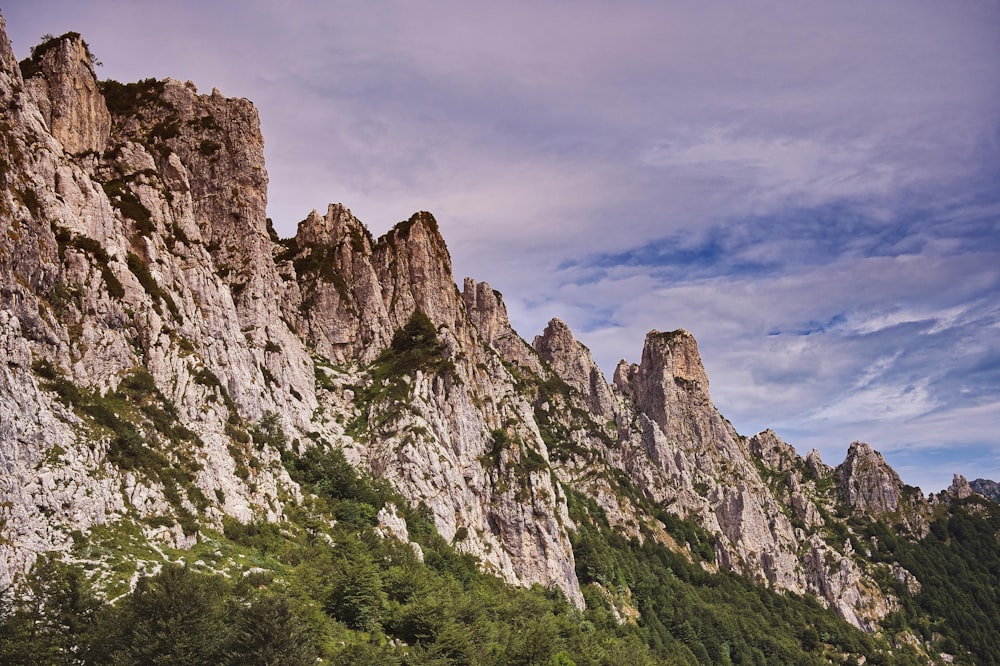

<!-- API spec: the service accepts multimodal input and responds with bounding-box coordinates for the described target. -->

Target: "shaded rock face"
[969,478,1000,503]
[0,16,942,629]
[836,442,903,516]
[462,277,543,375]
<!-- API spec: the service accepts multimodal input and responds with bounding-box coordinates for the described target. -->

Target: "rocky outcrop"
[534,318,615,419]
[603,333,894,627]
[0,15,939,630]
[289,205,476,365]
[462,277,543,375]
[286,204,390,364]
[836,442,903,516]
[22,33,110,154]
[835,442,931,538]
[947,474,974,499]
[969,478,1000,503]
[749,430,824,529]
[625,329,719,445]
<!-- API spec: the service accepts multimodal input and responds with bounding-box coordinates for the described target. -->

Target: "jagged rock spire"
[462,278,543,374]
[835,442,903,516]
[21,32,110,154]
[533,318,615,418]
[624,329,721,445]
[947,473,973,499]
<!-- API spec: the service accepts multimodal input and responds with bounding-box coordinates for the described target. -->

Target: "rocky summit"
[2,16,999,665]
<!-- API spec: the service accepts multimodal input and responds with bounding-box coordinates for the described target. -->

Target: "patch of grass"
[33,362,206,513]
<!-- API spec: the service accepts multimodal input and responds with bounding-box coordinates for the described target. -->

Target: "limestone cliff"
[533,318,615,419]
[0,17,963,635]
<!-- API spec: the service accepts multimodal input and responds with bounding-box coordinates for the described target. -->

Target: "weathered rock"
[22,33,111,155]
[463,277,543,375]
[805,448,826,479]
[0,14,943,631]
[534,318,616,419]
[836,442,903,516]
[947,474,973,499]
[969,477,1000,503]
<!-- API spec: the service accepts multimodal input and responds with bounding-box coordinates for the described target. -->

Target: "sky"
[4,1,999,494]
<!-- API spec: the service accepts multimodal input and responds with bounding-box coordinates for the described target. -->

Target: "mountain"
[970,478,1000,503]
[2,17,998,664]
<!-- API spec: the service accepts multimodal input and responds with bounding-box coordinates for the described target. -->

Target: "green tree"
[326,554,386,632]
[107,564,230,665]
[0,554,100,665]
[224,591,317,666]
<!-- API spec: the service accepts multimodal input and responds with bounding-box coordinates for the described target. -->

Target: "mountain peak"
[836,441,904,516]
[20,30,110,154]
[534,317,615,417]
[2,15,994,658]
[295,203,370,250]
[644,328,710,389]
[969,477,1000,503]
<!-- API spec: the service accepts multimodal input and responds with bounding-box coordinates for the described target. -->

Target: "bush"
[100,78,167,116]
[103,180,153,235]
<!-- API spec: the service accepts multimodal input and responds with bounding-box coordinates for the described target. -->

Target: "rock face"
[0,16,949,631]
[969,478,1000,503]
[947,474,973,499]
[836,442,904,516]
[533,318,615,418]
[22,33,111,154]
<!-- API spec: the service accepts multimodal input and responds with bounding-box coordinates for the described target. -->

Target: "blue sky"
[5,1,999,493]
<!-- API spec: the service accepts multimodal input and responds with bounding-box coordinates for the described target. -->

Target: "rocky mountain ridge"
[1,19,994,649]
[969,478,1000,503]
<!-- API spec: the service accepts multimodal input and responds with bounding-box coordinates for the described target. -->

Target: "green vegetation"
[853,497,1000,664]
[18,32,101,80]
[0,556,315,666]
[52,226,124,299]
[564,485,909,665]
[348,311,455,435]
[291,240,352,303]
[0,440,659,664]
[1,430,923,664]
[533,372,613,463]
[102,178,153,235]
[382,211,440,246]
[370,311,454,390]
[31,360,206,515]
[99,78,169,117]
[148,118,181,143]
